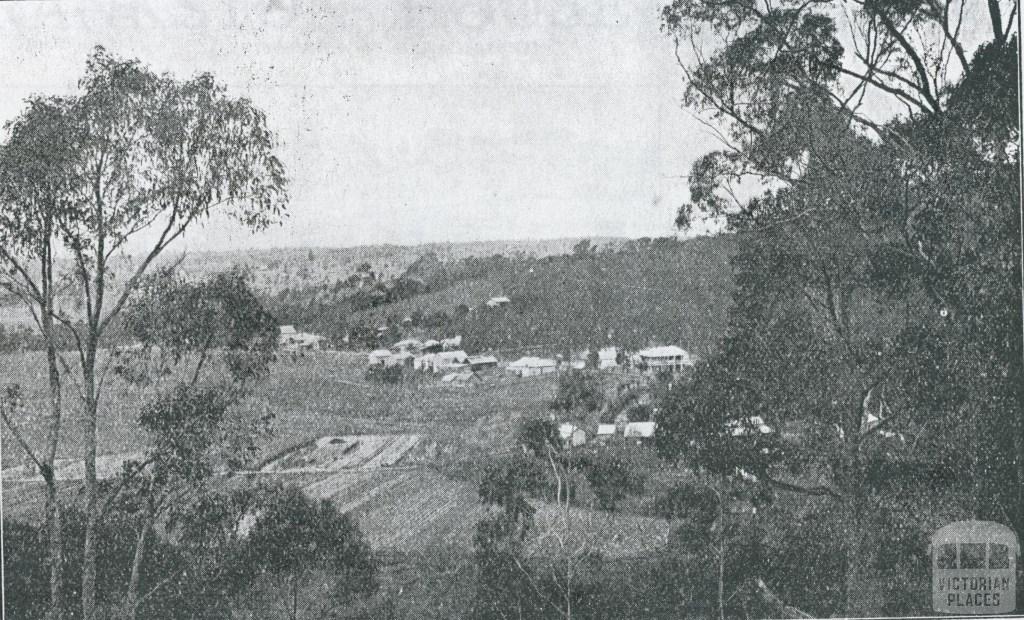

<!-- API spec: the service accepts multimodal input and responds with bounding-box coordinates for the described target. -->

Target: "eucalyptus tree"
[658,0,1019,614]
[0,95,82,618]
[1,46,287,619]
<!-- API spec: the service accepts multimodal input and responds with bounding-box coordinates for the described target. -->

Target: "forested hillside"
[268,235,737,356]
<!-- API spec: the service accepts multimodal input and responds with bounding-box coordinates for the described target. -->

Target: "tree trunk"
[124,499,154,620]
[80,343,99,620]
[40,245,65,620]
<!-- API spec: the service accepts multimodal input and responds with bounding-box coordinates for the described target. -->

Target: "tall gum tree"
[1,46,288,620]
[0,96,82,619]
[658,0,1020,614]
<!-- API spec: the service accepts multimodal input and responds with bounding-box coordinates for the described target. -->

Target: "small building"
[431,350,471,374]
[506,356,558,377]
[624,421,656,441]
[368,349,393,366]
[279,326,323,351]
[468,355,499,372]
[559,423,587,448]
[633,345,694,372]
[598,347,618,369]
[596,424,617,442]
[727,416,773,437]
[486,296,511,308]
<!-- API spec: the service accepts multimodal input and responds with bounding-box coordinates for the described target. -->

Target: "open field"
[0,349,557,469]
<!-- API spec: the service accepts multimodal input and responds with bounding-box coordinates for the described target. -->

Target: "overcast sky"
[0,0,720,251]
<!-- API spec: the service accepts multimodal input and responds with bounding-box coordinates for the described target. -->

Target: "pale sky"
[0,0,718,251]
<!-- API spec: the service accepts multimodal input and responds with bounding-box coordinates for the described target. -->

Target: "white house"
[598,347,618,369]
[486,296,511,308]
[624,421,656,438]
[368,349,392,366]
[506,356,557,377]
[633,345,694,372]
[429,350,471,373]
[468,355,499,371]
[279,326,323,351]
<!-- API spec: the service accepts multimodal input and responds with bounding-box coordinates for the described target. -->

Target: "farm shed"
[633,345,694,371]
[506,356,557,377]
[559,423,587,447]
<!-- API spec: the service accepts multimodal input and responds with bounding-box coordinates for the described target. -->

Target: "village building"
[598,346,618,369]
[596,424,617,442]
[624,421,656,443]
[424,350,470,374]
[506,356,557,377]
[368,349,393,366]
[486,296,511,308]
[468,355,499,372]
[633,345,694,372]
[559,423,587,447]
[279,325,324,351]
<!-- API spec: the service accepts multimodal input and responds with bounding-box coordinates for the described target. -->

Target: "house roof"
[442,371,479,383]
[597,424,617,435]
[624,421,656,438]
[559,423,586,439]
[468,355,498,365]
[637,345,689,359]
[598,347,617,360]
[435,350,469,363]
[279,325,297,336]
[508,356,556,368]
[487,296,511,304]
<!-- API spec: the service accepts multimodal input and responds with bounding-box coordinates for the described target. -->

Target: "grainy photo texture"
[0,1,1021,619]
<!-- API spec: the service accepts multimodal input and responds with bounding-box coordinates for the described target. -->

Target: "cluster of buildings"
[558,417,658,448]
